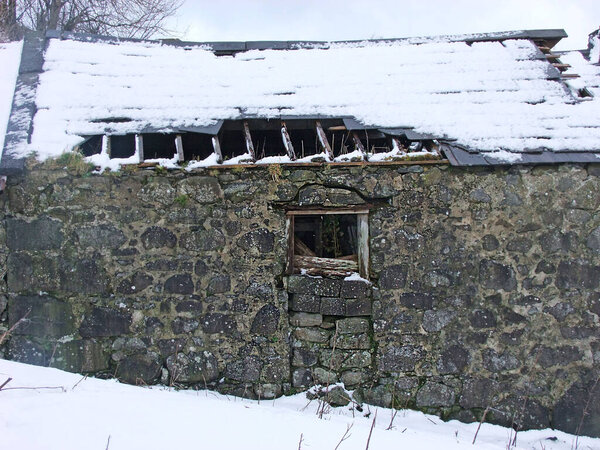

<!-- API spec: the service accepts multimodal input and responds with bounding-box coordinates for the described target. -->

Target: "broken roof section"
[1,28,600,173]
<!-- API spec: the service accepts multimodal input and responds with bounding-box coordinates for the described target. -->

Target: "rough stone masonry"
[0,159,599,437]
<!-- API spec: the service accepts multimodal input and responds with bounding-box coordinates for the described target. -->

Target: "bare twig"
[297,433,303,450]
[0,309,31,346]
[509,347,542,448]
[316,325,340,419]
[0,377,12,391]
[105,435,111,450]
[472,406,490,444]
[386,409,398,431]
[334,423,353,450]
[72,375,88,390]
[48,341,59,367]
[573,377,600,450]
[1,385,66,392]
[365,409,377,450]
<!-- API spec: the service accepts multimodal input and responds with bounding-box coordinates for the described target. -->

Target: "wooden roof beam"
[280,120,296,160]
[175,134,184,162]
[243,120,256,161]
[351,131,368,161]
[391,137,407,155]
[552,63,571,71]
[212,135,223,163]
[315,120,334,161]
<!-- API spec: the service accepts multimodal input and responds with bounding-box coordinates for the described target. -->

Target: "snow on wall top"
[5,31,600,161]
[0,41,23,156]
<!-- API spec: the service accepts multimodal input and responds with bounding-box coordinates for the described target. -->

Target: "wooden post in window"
[243,120,256,161]
[280,121,296,160]
[352,131,368,161]
[103,135,111,157]
[135,134,144,162]
[286,215,294,274]
[357,213,369,279]
[212,135,223,164]
[175,135,184,162]
[315,120,334,160]
[391,137,406,155]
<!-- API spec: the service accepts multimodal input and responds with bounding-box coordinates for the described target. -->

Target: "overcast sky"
[165,0,598,50]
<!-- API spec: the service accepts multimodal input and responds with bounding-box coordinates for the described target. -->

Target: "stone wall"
[0,160,598,436]
[288,276,373,389]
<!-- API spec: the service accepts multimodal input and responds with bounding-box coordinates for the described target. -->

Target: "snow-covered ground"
[0,360,598,450]
[0,41,22,154]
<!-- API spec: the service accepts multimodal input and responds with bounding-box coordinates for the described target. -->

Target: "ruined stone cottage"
[0,28,599,436]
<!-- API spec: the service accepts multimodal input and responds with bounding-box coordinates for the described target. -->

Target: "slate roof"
[1,28,600,173]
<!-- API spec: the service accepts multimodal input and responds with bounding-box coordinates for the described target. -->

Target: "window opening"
[181,133,215,161]
[285,120,319,158]
[247,119,288,159]
[317,119,349,158]
[287,210,369,278]
[142,133,177,159]
[110,135,136,158]
[329,129,354,157]
[356,129,392,154]
[219,121,248,160]
[79,135,103,156]
[294,215,357,259]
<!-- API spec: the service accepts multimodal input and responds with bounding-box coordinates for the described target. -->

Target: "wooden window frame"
[286,208,369,279]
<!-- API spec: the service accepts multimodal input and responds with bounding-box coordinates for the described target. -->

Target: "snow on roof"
[0,41,23,155]
[2,30,600,167]
[561,50,600,97]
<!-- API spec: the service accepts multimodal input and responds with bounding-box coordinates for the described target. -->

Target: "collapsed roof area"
[1,28,599,173]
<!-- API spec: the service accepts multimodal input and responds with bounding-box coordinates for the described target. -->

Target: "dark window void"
[110,135,136,158]
[317,119,349,157]
[247,119,287,158]
[286,119,319,158]
[182,133,214,161]
[289,128,319,158]
[219,121,248,160]
[80,135,103,156]
[355,129,391,153]
[253,130,287,159]
[143,134,177,159]
[294,215,358,259]
[326,130,353,157]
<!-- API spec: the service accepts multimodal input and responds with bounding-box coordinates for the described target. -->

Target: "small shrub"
[268,163,283,182]
[47,151,94,175]
[154,165,167,175]
[174,194,188,207]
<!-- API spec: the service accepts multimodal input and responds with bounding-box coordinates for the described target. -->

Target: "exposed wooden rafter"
[135,134,144,161]
[315,120,334,160]
[351,131,368,160]
[175,135,184,162]
[243,120,256,161]
[280,121,297,160]
[552,63,571,71]
[104,135,111,158]
[391,137,407,155]
[212,136,223,163]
